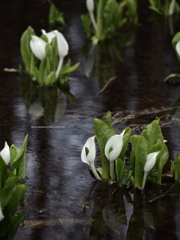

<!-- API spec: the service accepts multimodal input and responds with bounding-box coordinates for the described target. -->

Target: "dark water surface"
[0,0,180,239]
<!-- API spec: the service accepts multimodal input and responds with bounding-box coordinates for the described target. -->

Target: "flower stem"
[90,163,101,180]
[90,12,97,31]
[56,57,64,78]
[110,161,115,180]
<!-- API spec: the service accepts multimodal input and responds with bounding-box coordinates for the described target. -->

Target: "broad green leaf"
[20,26,35,73]
[141,118,164,153]
[130,135,148,188]
[0,157,6,189]
[93,112,116,179]
[81,15,92,39]
[8,212,24,239]
[148,142,169,184]
[6,184,27,215]
[0,185,15,208]
[10,135,28,180]
[49,4,65,26]
[115,158,125,187]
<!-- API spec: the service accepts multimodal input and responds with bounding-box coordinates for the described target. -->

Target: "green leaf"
[115,158,125,187]
[8,212,24,239]
[141,118,164,153]
[0,157,6,189]
[174,155,180,181]
[10,134,28,180]
[44,71,56,86]
[148,142,169,184]
[20,26,36,73]
[93,112,116,179]
[172,32,180,61]
[81,15,92,38]
[130,135,148,188]
[49,4,65,26]
[6,184,27,215]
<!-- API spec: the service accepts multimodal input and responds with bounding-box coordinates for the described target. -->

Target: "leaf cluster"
[81,0,138,44]
[0,135,28,239]
[20,26,79,87]
[93,113,176,188]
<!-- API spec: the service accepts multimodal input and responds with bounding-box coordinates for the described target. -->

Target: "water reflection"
[82,181,180,239]
[20,74,76,123]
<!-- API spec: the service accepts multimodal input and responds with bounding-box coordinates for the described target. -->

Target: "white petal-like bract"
[0,142,10,165]
[30,35,46,60]
[81,136,96,165]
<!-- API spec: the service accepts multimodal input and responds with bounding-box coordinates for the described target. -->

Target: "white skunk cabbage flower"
[169,0,176,16]
[30,35,46,60]
[176,41,180,57]
[105,130,125,180]
[81,136,101,180]
[86,0,97,30]
[41,29,56,43]
[0,142,10,165]
[53,31,69,78]
[142,151,159,188]
[0,205,4,222]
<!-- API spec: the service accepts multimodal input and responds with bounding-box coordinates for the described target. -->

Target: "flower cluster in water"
[0,135,28,239]
[81,112,180,189]
[81,0,138,45]
[20,26,79,87]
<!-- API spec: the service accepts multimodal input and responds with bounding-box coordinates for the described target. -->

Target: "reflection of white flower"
[30,35,46,60]
[142,151,159,188]
[0,142,10,165]
[105,130,125,180]
[81,136,101,180]
[54,94,67,123]
[0,205,4,222]
[28,100,44,121]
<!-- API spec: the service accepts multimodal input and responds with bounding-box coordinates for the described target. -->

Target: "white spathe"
[176,41,180,57]
[142,151,159,188]
[30,35,46,60]
[0,206,4,222]
[81,136,101,180]
[86,0,97,31]
[86,0,94,12]
[144,152,159,173]
[105,130,125,162]
[0,142,10,165]
[81,136,96,165]
[41,29,56,43]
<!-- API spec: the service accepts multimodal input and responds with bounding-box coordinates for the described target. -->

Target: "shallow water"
[0,0,180,239]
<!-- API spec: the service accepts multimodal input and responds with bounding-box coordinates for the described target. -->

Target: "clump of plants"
[164,32,180,82]
[149,0,180,16]
[81,0,138,45]
[0,135,28,239]
[19,26,79,87]
[81,112,180,189]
